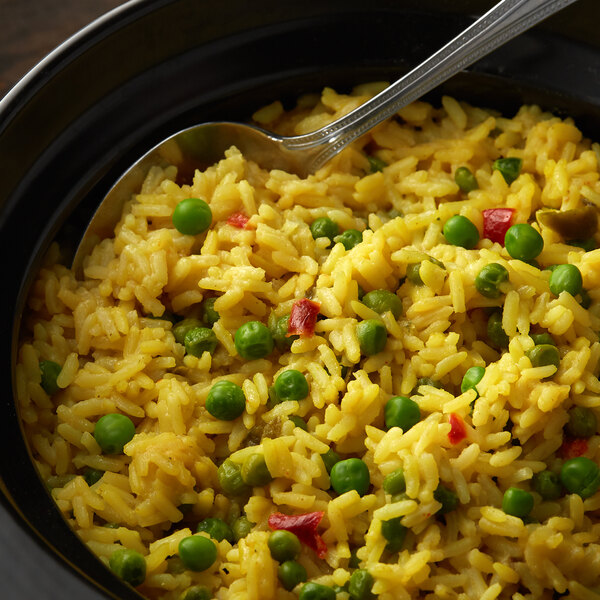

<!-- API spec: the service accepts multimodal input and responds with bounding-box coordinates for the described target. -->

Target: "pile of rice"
[15,83,600,600]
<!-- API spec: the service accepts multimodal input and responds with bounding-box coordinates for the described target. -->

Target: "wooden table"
[0,0,127,97]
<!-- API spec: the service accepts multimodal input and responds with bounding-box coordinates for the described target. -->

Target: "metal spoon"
[73,0,577,272]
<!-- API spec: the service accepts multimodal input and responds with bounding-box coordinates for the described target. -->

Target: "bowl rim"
[2,1,600,598]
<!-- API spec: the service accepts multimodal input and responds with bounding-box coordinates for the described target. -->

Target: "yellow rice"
[16,83,600,599]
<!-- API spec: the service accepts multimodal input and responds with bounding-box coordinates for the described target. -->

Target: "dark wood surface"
[0,0,127,97]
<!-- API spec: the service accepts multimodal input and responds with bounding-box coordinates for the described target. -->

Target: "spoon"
[73,0,577,272]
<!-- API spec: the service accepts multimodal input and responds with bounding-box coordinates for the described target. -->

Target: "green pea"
[46,474,76,490]
[196,517,234,543]
[348,569,374,600]
[383,468,406,496]
[362,289,402,318]
[335,229,363,251]
[278,560,307,591]
[532,470,563,501]
[461,366,485,396]
[94,413,135,454]
[566,406,597,439]
[39,360,62,395]
[330,458,370,496]
[268,313,298,352]
[561,457,600,498]
[83,467,104,487]
[273,369,309,402]
[109,548,146,586]
[179,503,195,515]
[530,333,555,346]
[321,448,341,474]
[225,500,242,524]
[289,415,308,431]
[492,157,523,184]
[180,585,212,600]
[234,321,274,360]
[299,582,337,600]
[172,318,203,345]
[427,256,446,269]
[384,396,420,432]
[579,289,592,309]
[568,238,596,252]
[443,215,480,249]
[405,263,423,286]
[178,535,217,572]
[502,487,534,518]
[201,297,220,326]
[167,556,186,574]
[241,453,273,487]
[310,217,340,244]
[232,515,254,541]
[549,264,583,297]
[184,327,218,357]
[218,459,250,497]
[367,156,387,173]
[148,310,179,324]
[348,549,361,568]
[454,166,478,193]
[356,319,388,356]
[434,484,459,515]
[487,312,509,349]
[412,377,443,395]
[475,263,509,298]
[172,197,212,235]
[206,380,246,421]
[406,257,445,286]
[504,224,544,261]
[265,385,280,409]
[526,344,560,370]
[268,530,302,562]
[380,517,407,553]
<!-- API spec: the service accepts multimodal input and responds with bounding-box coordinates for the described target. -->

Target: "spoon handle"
[287,0,578,170]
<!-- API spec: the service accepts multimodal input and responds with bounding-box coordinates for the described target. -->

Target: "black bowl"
[1,0,600,598]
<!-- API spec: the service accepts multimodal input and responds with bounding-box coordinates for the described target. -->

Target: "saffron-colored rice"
[16,83,600,599]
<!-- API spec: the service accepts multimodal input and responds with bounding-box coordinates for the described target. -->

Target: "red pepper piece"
[561,437,588,459]
[227,211,252,229]
[268,511,327,558]
[482,208,515,245]
[448,413,467,445]
[287,299,320,338]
